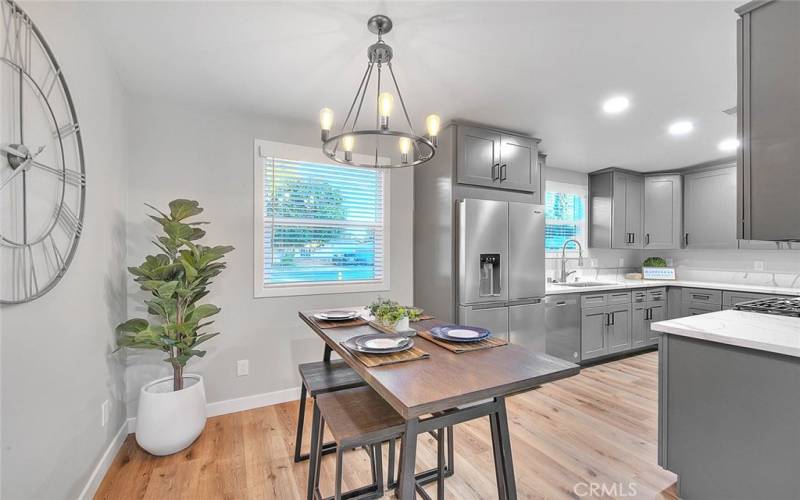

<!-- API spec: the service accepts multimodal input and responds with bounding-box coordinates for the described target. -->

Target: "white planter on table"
[136,374,207,456]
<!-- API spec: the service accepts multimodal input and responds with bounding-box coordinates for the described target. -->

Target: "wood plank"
[299,312,580,418]
[95,351,677,500]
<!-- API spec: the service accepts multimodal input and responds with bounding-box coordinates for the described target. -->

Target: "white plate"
[364,338,405,349]
[446,329,483,339]
[315,311,359,321]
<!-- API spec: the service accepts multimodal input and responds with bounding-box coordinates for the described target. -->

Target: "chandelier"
[319,15,440,169]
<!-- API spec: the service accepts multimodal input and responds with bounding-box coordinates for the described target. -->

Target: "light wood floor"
[95,351,677,499]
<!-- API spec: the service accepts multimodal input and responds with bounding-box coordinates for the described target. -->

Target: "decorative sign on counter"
[643,267,676,280]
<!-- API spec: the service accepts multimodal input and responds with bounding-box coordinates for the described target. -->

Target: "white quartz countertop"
[545,279,800,297]
[651,309,800,358]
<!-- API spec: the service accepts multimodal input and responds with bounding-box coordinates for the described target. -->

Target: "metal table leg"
[496,398,517,500]
[397,418,420,500]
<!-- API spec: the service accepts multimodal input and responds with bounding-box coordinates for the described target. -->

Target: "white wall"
[124,98,414,415]
[0,3,129,499]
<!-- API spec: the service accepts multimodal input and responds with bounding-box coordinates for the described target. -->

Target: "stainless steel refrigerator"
[455,199,546,351]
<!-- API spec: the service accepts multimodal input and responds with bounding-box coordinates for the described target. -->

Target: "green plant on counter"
[642,256,667,268]
[115,199,234,391]
[368,296,424,324]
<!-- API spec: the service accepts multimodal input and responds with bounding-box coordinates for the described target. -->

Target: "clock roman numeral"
[32,160,85,186]
[41,233,64,275]
[56,205,82,237]
[1,0,32,72]
[55,122,79,138]
[10,245,37,301]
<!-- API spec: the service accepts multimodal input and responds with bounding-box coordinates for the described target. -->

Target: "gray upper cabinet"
[644,175,682,249]
[737,0,800,241]
[683,166,738,249]
[589,170,643,249]
[456,124,540,195]
[457,125,500,188]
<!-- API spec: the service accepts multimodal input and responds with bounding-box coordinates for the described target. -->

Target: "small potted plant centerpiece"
[116,199,233,456]
[368,297,423,333]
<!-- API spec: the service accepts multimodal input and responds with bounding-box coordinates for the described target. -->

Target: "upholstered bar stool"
[294,360,365,462]
[309,385,451,500]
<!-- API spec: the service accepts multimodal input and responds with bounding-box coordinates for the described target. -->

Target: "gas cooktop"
[733,297,800,317]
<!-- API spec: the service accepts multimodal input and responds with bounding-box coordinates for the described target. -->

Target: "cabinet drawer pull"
[692,294,710,301]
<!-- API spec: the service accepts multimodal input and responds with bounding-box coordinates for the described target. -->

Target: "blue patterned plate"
[429,324,490,343]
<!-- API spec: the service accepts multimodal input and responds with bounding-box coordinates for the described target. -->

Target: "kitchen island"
[651,310,800,500]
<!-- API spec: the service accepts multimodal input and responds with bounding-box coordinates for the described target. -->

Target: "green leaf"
[192,332,220,347]
[116,318,149,334]
[186,304,220,322]
[156,281,179,298]
[169,199,203,221]
[163,220,194,241]
[179,256,198,282]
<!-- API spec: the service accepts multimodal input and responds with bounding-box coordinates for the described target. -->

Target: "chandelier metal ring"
[322,130,435,169]
[319,15,441,169]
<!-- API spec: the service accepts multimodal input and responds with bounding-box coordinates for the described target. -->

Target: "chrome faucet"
[559,239,584,283]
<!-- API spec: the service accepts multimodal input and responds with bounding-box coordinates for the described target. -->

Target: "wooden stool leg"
[334,447,345,500]
[294,383,308,463]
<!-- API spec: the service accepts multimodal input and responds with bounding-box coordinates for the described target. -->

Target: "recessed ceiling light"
[668,120,694,135]
[602,96,630,114]
[718,138,740,152]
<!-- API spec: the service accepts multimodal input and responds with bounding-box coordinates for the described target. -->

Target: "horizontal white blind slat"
[263,157,385,286]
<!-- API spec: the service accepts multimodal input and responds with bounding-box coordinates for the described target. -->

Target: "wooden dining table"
[299,310,580,500]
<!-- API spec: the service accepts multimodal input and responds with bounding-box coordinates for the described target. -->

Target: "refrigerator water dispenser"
[479,253,501,296]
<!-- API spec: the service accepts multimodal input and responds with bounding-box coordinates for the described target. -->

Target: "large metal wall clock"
[0,0,85,304]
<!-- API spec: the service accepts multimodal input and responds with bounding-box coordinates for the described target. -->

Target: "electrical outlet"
[237,359,249,377]
[618,257,625,267]
[666,258,674,266]
[754,260,765,271]
[101,400,110,427]
[590,258,598,267]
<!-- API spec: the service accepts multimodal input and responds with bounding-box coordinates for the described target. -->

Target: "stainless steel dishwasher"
[545,294,581,362]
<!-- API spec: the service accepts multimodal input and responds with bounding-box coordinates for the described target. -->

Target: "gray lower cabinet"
[646,302,665,343]
[581,307,609,360]
[644,174,682,249]
[456,124,540,194]
[632,302,647,348]
[683,166,738,249]
[607,304,632,353]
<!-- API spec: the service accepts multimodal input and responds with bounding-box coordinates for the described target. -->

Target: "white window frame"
[544,180,588,258]
[253,139,391,298]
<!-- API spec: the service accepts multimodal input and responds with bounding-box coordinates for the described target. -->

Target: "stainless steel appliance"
[456,199,545,350]
[734,297,800,317]
[544,295,581,362]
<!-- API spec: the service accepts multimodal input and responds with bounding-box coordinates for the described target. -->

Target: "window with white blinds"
[254,140,389,297]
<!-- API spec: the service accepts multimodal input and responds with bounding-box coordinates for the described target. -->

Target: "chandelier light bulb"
[378,92,394,129]
[425,114,441,146]
[341,134,355,161]
[319,107,334,140]
[399,136,412,163]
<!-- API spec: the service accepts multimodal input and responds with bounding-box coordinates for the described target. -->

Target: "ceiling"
[76,1,740,172]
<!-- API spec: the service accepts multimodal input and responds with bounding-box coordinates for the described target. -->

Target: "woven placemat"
[417,330,508,353]
[344,344,430,367]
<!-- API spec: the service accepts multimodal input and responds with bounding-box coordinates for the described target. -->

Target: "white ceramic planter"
[136,374,207,456]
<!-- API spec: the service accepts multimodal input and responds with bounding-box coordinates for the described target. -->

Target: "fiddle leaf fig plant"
[116,199,234,391]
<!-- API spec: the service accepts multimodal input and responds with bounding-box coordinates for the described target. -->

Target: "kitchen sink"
[558,281,618,288]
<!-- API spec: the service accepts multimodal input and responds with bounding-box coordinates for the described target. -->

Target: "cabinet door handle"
[491,164,499,181]
[500,163,507,181]
[631,233,635,244]
[646,308,652,320]
[605,313,611,326]
[684,233,689,245]
[610,312,616,326]
[645,233,650,246]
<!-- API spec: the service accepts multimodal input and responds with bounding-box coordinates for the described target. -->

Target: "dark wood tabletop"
[299,311,580,419]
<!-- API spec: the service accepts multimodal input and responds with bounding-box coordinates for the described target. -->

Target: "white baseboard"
[78,419,129,500]
[126,385,302,433]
